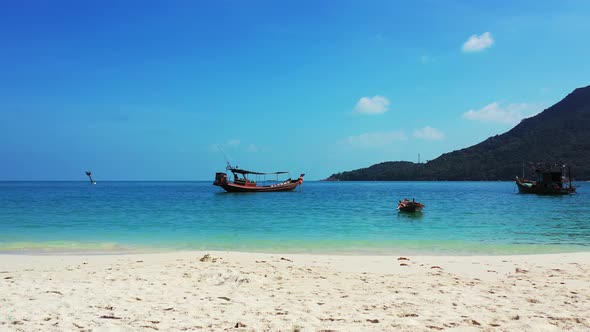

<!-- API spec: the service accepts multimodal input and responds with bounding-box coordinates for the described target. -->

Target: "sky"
[1,1,590,181]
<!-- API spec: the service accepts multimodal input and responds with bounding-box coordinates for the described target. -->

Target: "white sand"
[1,251,589,331]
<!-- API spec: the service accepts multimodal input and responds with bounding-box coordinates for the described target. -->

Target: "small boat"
[515,164,576,195]
[213,163,304,193]
[397,198,424,212]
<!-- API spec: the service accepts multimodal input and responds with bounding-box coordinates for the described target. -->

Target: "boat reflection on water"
[396,210,424,221]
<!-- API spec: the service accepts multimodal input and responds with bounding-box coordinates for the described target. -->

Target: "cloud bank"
[413,126,444,140]
[463,102,540,124]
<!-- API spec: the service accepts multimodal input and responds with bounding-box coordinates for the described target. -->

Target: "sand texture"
[1,251,589,331]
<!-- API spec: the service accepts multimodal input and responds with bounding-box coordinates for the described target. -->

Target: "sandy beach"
[1,251,589,331]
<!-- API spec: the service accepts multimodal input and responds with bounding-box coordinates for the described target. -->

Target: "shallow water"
[0,181,588,255]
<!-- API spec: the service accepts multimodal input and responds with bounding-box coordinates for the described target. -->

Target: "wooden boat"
[515,164,576,195]
[397,198,424,212]
[213,164,304,193]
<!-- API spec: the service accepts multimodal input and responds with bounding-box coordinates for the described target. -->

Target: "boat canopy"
[228,167,289,175]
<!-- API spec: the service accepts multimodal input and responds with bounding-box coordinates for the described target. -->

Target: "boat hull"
[397,202,424,213]
[217,181,301,193]
[515,179,576,195]
[213,169,304,193]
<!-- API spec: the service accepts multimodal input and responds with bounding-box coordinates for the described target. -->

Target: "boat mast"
[217,145,233,170]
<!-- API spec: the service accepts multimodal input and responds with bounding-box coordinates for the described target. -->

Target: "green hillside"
[326,85,590,181]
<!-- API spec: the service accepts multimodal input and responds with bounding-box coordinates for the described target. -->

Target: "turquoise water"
[0,181,588,255]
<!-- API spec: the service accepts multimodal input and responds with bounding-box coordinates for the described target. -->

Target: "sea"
[1,181,588,255]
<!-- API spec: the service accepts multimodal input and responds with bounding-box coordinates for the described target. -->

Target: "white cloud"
[245,144,258,153]
[413,126,444,140]
[462,32,494,52]
[354,95,390,114]
[343,131,407,148]
[463,102,541,124]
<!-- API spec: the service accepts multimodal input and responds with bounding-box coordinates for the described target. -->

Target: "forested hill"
[326,85,590,181]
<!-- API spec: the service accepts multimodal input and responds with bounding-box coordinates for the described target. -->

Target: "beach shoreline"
[2,241,588,257]
[1,251,589,331]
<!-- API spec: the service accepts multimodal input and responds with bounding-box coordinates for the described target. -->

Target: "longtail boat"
[213,163,304,193]
[397,198,424,212]
[515,163,576,195]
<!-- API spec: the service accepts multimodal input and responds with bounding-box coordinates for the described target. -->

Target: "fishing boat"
[515,164,576,195]
[397,198,424,212]
[213,163,304,193]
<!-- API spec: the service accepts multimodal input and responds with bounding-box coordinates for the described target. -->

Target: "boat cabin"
[535,170,565,189]
[213,172,227,186]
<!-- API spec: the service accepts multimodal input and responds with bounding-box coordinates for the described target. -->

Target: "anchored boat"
[515,164,576,195]
[397,198,424,212]
[213,163,304,193]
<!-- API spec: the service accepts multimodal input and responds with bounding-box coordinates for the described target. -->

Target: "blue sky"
[1,1,590,180]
